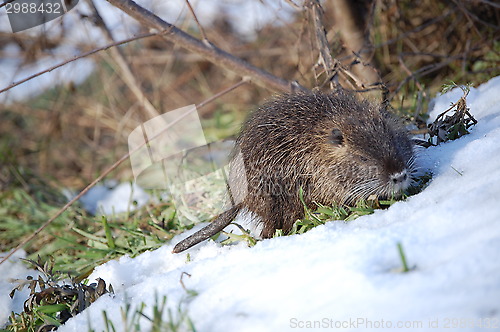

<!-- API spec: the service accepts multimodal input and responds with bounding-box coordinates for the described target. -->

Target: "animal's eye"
[329,128,343,145]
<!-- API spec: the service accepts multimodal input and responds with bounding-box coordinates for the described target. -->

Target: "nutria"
[172,89,416,253]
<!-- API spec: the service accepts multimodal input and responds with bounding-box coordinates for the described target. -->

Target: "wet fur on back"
[173,90,415,253]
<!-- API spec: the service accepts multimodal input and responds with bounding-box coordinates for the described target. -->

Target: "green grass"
[0,166,199,330]
[397,242,411,273]
[5,194,189,279]
[278,173,432,237]
[0,149,193,280]
[220,223,258,248]
[99,294,196,332]
[282,198,394,237]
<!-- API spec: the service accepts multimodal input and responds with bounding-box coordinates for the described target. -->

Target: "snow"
[0,251,39,324]
[4,76,499,330]
[78,181,150,216]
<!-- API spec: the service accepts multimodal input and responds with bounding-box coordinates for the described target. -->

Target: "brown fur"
[172,90,415,253]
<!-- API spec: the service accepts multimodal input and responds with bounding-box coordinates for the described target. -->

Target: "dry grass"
[370,0,500,96]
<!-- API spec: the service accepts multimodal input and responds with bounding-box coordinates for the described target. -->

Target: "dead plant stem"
[88,0,160,119]
[105,0,306,93]
[0,32,158,95]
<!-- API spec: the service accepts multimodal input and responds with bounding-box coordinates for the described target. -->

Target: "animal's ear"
[329,128,344,145]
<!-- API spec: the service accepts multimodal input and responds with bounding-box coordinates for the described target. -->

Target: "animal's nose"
[390,171,408,184]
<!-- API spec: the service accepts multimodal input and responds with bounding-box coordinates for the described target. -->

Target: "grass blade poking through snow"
[397,242,411,273]
[102,216,116,250]
[98,294,196,332]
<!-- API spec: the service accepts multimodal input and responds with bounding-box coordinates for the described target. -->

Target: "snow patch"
[0,251,39,326]
[79,182,150,216]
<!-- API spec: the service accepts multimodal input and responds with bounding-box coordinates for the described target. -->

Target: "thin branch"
[390,60,453,101]
[398,55,424,93]
[284,0,302,10]
[197,78,248,108]
[451,0,500,31]
[0,79,248,266]
[88,0,160,119]
[184,0,210,44]
[309,0,336,88]
[374,8,456,49]
[0,32,158,95]
[399,52,466,60]
[304,7,320,87]
[478,0,500,9]
[105,0,306,93]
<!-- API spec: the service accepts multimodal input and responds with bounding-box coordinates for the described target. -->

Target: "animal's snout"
[390,170,408,184]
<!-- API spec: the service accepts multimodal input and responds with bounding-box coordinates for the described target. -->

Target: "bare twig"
[105,0,306,93]
[399,52,467,60]
[179,272,192,292]
[390,59,453,101]
[0,32,157,95]
[284,0,302,10]
[304,8,320,87]
[337,61,369,90]
[306,0,383,95]
[373,8,456,49]
[0,79,248,266]
[451,0,500,31]
[184,0,210,44]
[197,78,248,108]
[88,0,160,119]
[478,0,500,9]
[308,0,336,88]
[398,55,424,93]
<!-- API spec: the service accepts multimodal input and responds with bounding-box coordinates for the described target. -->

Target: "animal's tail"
[172,203,242,253]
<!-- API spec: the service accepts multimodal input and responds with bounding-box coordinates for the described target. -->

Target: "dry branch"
[88,0,160,119]
[0,32,157,95]
[105,0,307,93]
[309,0,336,87]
